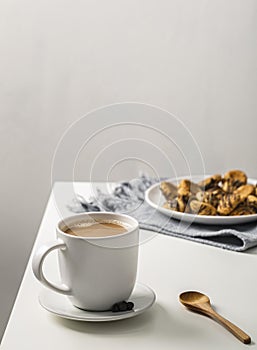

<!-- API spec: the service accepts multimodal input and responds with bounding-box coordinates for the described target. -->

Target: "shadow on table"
[51,302,207,341]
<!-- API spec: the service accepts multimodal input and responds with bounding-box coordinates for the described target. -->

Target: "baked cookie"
[196,186,224,208]
[217,184,254,215]
[247,195,257,213]
[230,205,255,216]
[178,179,191,197]
[189,199,217,216]
[177,195,188,212]
[163,201,178,211]
[160,182,177,201]
[222,170,247,193]
[198,174,222,190]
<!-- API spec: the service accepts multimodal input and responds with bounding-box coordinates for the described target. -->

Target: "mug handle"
[32,239,72,295]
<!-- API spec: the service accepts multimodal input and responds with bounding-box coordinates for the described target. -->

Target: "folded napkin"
[68,175,257,252]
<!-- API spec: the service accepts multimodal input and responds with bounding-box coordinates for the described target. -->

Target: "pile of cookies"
[160,170,257,216]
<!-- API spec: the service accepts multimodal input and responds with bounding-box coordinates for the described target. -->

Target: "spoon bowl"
[179,291,251,344]
[179,291,210,306]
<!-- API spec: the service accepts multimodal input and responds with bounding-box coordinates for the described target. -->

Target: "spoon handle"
[209,309,251,344]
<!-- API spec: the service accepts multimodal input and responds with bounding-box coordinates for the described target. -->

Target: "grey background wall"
[0,0,257,341]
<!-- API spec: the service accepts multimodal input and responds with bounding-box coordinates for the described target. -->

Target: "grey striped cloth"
[68,175,257,252]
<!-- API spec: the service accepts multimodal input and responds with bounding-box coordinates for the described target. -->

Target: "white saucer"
[38,283,156,322]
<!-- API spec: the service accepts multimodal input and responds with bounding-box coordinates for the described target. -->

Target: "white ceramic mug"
[32,212,139,311]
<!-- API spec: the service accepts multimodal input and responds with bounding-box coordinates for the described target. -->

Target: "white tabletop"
[2,182,257,349]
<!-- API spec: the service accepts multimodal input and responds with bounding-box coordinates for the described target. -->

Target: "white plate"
[145,176,257,225]
[38,283,156,322]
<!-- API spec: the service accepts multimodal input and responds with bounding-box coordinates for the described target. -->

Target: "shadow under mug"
[32,212,139,311]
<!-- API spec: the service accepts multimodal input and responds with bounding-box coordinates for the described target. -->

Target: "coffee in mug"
[32,212,139,311]
[64,220,128,237]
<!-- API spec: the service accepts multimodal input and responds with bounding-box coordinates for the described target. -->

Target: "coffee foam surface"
[63,219,130,231]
